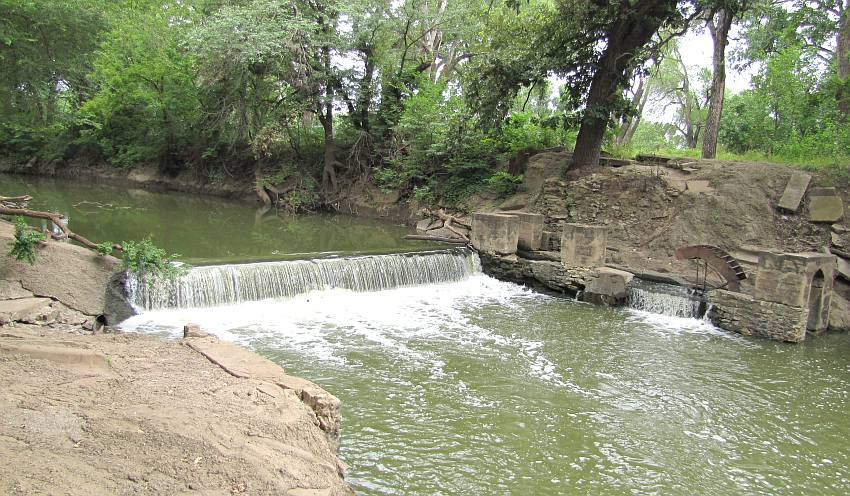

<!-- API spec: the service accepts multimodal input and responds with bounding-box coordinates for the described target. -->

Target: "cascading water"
[626,279,707,319]
[128,248,482,310]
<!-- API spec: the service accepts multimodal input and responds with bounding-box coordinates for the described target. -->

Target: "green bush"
[121,237,187,280]
[485,171,523,198]
[8,217,46,265]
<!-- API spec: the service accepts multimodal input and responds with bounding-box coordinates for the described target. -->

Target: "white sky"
[645,27,757,122]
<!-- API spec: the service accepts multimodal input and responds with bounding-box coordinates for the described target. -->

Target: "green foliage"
[95,241,113,256]
[8,216,45,265]
[486,171,523,198]
[120,237,187,280]
[496,112,572,154]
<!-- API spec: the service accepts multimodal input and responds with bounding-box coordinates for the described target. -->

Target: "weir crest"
[625,280,706,319]
[128,248,482,310]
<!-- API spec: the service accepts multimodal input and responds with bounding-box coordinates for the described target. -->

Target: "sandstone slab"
[0,297,53,322]
[808,195,845,223]
[686,180,714,194]
[777,172,811,212]
[185,336,286,381]
[0,220,121,316]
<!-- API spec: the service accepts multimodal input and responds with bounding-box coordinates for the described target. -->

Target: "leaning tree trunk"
[837,1,850,122]
[572,0,678,168]
[702,7,733,159]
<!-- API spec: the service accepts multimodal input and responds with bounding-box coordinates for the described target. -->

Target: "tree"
[614,73,651,147]
[702,1,750,159]
[471,0,701,169]
[570,0,689,167]
[650,42,709,148]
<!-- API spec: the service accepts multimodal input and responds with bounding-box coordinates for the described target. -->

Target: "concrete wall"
[471,213,520,255]
[509,212,544,251]
[561,224,607,267]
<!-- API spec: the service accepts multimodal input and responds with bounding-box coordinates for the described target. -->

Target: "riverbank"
[0,219,353,495]
[0,325,352,495]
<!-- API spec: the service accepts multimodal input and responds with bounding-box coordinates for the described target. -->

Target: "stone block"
[752,252,835,307]
[808,195,845,223]
[505,211,544,251]
[686,180,713,194]
[560,224,607,267]
[583,267,634,306]
[471,213,520,255]
[777,172,811,212]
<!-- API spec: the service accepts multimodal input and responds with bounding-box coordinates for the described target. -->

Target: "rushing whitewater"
[626,279,706,318]
[128,248,482,310]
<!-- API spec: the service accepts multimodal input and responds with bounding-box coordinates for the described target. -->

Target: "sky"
[645,27,758,123]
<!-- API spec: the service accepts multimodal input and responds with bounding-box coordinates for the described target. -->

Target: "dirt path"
[0,326,352,496]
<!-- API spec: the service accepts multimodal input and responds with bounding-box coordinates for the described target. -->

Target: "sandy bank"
[0,325,353,495]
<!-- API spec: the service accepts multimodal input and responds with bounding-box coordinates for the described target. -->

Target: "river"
[4,174,850,495]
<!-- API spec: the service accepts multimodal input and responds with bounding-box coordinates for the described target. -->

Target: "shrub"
[121,237,187,280]
[485,171,523,198]
[8,217,46,265]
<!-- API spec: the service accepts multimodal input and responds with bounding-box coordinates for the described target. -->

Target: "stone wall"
[707,289,808,342]
[478,253,590,296]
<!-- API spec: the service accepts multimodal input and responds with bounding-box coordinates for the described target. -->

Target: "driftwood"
[0,206,122,252]
[420,208,471,242]
[0,195,32,209]
[404,235,468,244]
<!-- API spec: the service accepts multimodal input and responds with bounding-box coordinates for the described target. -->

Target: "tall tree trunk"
[320,43,338,192]
[573,0,678,168]
[356,47,375,132]
[574,56,621,167]
[837,0,850,122]
[702,7,733,159]
[616,76,648,147]
[320,103,338,192]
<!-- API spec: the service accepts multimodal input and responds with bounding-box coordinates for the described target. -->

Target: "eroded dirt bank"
[0,326,353,495]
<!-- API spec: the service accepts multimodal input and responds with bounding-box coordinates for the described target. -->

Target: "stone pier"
[561,224,607,267]
[708,250,836,342]
[509,212,545,251]
[471,213,520,255]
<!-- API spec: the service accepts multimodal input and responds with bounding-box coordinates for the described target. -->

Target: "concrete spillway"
[128,248,482,310]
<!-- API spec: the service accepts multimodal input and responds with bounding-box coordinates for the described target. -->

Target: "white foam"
[121,275,570,384]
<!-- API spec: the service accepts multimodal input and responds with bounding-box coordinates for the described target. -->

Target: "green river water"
[3,174,850,495]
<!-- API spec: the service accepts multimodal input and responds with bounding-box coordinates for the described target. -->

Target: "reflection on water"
[0,174,439,264]
[123,275,850,496]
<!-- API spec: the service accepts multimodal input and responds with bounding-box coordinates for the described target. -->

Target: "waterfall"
[626,279,706,319]
[128,248,482,310]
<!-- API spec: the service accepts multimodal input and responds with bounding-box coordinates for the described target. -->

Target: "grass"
[606,145,850,172]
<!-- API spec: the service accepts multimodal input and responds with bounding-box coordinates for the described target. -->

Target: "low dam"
[4,174,849,495]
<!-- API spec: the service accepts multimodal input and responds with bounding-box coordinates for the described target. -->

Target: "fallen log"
[404,234,468,244]
[0,206,122,252]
